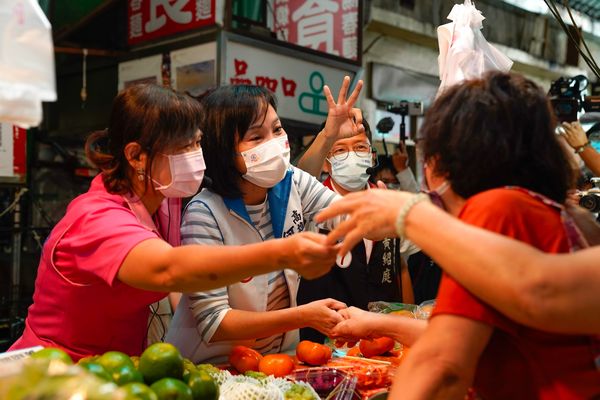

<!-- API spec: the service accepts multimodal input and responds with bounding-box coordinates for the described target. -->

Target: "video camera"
[579,177,600,213]
[376,101,424,142]
[549,75,600,122]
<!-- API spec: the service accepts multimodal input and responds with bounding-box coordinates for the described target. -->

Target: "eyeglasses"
[329,143,372,161]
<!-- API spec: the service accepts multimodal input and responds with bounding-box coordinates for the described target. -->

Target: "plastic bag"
[0,0,56,128]
[0,357,127,399]
[437,0,513,95]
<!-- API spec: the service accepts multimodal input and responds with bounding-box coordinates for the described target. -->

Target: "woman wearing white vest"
[166,77,364,363]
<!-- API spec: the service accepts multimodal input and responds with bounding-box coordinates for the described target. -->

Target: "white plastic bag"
[0,0,56,128]
[437,0,513,95]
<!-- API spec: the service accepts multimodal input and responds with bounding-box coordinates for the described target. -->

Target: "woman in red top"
[8,84,350,360]
[323,73,600,399]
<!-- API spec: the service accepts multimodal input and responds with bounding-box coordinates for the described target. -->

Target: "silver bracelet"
[395,193,430,238]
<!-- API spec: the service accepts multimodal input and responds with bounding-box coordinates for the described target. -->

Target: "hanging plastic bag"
[0,0,56,128]
[437,0,513,95]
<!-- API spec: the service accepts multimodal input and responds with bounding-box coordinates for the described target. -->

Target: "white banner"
[224,41,357,124]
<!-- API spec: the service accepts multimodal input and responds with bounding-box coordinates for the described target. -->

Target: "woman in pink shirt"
[9,84,339,360]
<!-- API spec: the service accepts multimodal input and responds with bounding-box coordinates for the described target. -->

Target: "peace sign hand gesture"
[322,76,365,140]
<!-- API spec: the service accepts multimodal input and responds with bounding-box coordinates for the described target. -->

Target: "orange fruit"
[30,347,73,364]
[150,378,192,400]
[139,343,184,384]
[97,351,134,374]
[121,382,158,400]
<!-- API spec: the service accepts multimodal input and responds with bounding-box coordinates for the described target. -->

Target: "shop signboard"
[128,0,216,45]
[0,123,27,181]
[223,39,359,124]
[273,0,360,61]
[170,43,217,97]
[118,54,163,91]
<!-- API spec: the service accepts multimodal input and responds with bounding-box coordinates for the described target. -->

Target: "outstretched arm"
[561,121,600,176]
[316,189,600,334]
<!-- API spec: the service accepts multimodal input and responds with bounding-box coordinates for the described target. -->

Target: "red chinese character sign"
[128,0,216,45]
[273,0,360,61]
[225,41,358,124]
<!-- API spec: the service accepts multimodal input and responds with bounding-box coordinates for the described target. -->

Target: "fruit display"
[228,345,263,373]
[358,338,395,358]
[296,341,332,366]
[1,335,401,399]
[258,354,295,378]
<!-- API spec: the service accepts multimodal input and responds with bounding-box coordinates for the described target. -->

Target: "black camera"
[549,75,600,122]
[578,178,600,213]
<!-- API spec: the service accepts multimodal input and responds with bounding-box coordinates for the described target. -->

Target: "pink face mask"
[152,148,206,198]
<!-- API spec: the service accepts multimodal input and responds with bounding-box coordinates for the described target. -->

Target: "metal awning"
[567,0,600,20]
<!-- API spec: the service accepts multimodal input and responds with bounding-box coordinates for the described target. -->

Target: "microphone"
[366,152,380,175]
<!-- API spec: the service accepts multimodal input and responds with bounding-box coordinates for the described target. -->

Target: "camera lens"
[579,194,600,213]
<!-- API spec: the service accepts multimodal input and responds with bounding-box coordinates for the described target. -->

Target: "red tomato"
[258,354,295,377]
[359,337,395,358]
[229,346,263,373]
[296,340,332,366]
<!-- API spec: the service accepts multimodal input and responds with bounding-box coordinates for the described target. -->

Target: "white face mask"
[241,135,290,188]
[152,148,206,198]
[328,152,372,191]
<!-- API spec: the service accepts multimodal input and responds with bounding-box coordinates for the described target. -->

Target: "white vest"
[168,169,309,363]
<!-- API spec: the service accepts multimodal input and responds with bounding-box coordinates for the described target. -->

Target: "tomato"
[229,346,263,373]
[296,340,332,366]
[346,346,361,357]
[359,337,395,358]
[258,354,295,377]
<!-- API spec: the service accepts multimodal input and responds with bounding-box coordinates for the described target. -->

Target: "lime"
[121,382,159,400]
[182,359,197,382]
[78,355,99,365]
[80,361,112,381]
[97,351,135,374]
[30,348,73,364]
[139,343,184,384]
[131,356,140,369]
[187,370,219,400]
[112,364,144,386]
[150,378,192,400]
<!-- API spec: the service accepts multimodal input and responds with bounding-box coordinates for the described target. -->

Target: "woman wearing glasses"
[166,77,365,363]
[295,119,419,344]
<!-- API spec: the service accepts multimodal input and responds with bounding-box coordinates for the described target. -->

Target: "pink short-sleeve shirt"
[9,175,178,360]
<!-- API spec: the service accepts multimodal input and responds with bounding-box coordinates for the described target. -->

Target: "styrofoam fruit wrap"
[214,372,318,400]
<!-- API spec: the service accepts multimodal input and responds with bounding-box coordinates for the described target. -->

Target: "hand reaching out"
[298,298,347,337]
[392,142,410,172]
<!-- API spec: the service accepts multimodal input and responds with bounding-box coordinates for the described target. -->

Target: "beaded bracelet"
[395,193,431,238]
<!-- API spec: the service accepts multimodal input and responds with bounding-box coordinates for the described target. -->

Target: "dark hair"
[421,72,573,203]
[85,84,203,194]
[201,85,277,198]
